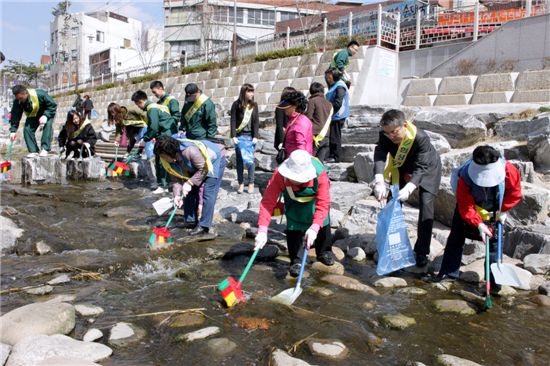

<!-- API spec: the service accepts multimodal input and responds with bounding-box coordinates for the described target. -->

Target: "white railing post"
[473,0,479,41]
[415,9,421,50]
[348,11,353,39]
[286,26,290,49]
[525,0,532,17]
[255,36,259,55]
[323,16,328,52]
[377,4,382,46]
[101,73,104,85]
[395,12,401,52]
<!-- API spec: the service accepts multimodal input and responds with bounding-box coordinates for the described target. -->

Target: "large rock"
[0,216,23,251]
[380,313,416,330]
[271,349,312,366]
[433,300,476,315]
[413,111,487,148]
[329,182,372,212]
[494,118,531,140]
[508,182,550,226]
[108,322,145,347]
[22,156,67,185]
[341,127,380,145]
[321,275,380,295]
[306,339,348,360]
[347,247,366,261]
[311,261,345,275]
[0,302,75,346]
[353,152,375,183]
[5,334,112,366]
[523,254,550,274]
[425,130,451,154]
[341,144,376,163]
[1,343,10,366]
[505,225,550,259]
[256,154,277,172]
[374,277,407,288]
[325,162,354,182]
[527,113,550,171]
[509,160,536,183]
[83,329,103,343]
[436,354,483,366]
[35,357,102,366]
[74,304,104,317]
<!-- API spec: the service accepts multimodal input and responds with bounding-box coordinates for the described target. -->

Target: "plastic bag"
[236,136,256,168]
[91,109,98,119]
[376,185,416,276]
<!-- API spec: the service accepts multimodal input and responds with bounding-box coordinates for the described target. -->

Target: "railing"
[49,0,549,95]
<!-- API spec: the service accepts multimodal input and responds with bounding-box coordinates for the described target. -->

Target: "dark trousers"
[414,186,436,257]
[313,139,330,162]
[329,119,345,162]
[235,146,255,185]
[154,154,170,188]
[439,207,500,289]
[286,224,332,264]
[84,110,92,120]
[66,141,94,158]
[184,157,226,229]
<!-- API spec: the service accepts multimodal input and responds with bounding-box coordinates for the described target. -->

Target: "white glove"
[373,174,388,201]
[232,137,239,145]
[83,142,90,149]
[398,182,416,202]
[254,232,267,250]
[477,223,493,241]
[182,182,193,197]
[39,116,47,125]
[60,147,66,154]
[304,228,318,249]
[173,196,183,208]
[497,212,507,225]
[9,133,16,141]
[252,138,258,144]
[114,141,119,147]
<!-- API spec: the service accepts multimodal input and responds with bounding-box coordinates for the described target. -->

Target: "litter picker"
[484,234,492,310]
[1,141,14,174]
[271,244,309,306]
[217,248,260,307]
[149,193,184,249]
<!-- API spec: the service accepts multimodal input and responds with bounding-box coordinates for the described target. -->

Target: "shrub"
[539,106,550,113]
[129,74,160,84]
[95,82,115,91]
[254,47,305,62]
[181,59,230,75]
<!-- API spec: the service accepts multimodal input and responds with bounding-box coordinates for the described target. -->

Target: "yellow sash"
[313,107,333,147]
[24,89,40,118]
[236,106,253,133]
[184,94,209,122]
[160,139,214,180]
[161,95,175,107]
[123,119,148,128]
[71,119,91,139]
[285,186,315,203]
[146,103,170,114]
[383,122,417,185]
[160,158,190,181]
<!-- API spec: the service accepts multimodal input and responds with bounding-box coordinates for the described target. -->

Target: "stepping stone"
[374,277,407,288]
[380,313,416,330]
[177,326,220,342]
[433,300,477,315]
[306,339,348,360]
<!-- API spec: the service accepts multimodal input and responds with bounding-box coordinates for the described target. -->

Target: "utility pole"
[232,0,237,59]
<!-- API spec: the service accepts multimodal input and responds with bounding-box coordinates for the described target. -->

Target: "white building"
[163,0,350,60]
[50,10,164,88]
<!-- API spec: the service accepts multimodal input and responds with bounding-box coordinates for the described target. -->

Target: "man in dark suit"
[373,109,442,267]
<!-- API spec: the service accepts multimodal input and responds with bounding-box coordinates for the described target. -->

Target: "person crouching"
[58,110,96,159]
[254,149,333,277]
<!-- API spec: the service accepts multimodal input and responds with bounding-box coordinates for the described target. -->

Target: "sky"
[0,0,164,66]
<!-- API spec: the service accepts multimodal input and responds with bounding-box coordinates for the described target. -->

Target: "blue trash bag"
[91,109,98,119]
[236,136,256,168]
[375,184,416,276]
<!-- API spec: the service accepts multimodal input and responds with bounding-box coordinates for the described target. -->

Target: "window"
[96,30,104,42]
[213,6,228,22]
[71,27,78,37]
[51,32,55,43]
[123,38,131,48]
[71,49,78,61]
[248,9,261,25]
[228,8,244,24]
[280,12,297,22]
[263,10,275,26]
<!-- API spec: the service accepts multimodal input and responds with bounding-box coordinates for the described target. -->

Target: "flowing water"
[1,181,549,365]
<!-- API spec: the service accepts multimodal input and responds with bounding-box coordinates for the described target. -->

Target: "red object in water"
[1,161,11,173]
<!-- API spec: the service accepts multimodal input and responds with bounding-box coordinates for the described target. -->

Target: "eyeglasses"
[382,125,403,137]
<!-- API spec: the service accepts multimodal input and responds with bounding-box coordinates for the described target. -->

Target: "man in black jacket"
[373,109,442,267]
[83,95,94,120]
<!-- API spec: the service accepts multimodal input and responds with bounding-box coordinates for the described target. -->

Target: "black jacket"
[58,123,97,153]
[274,108,288,150]
[373,128,441,194]
[83,99,94,111]
[230,101,259,138]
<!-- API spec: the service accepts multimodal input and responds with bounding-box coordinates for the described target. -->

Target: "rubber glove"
[83,142,90,149]
[182,182,193,197]
[497,212,507,225]
[114,141,119,147]
[373,174,388,201]
[173,196,183,208]
[254,232,267,250]
[252,138,258,144]
[39,116,47,125]
[304,227,318,249]
[478,223,493,241]
[398,182,416,202]
[232,137,239,145]
[9,133,16,141]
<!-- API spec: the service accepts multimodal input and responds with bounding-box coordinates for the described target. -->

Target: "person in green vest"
[330,40,359,88]
[150,80,181,123]
[254,149,334,277]
[131,90,178,194]
[180,83,217,140]
[9,85,57,157]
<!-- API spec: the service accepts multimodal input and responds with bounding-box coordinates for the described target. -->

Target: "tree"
[0,60,47,87]
[52,0,71,17]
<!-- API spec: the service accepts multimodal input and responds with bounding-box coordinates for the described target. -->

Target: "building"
[163,0,356,60]
[49,10,164,89]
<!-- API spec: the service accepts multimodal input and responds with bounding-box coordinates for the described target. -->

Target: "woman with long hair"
[230,83,259,193]
[58,110,97,159]
[107,102,148,154]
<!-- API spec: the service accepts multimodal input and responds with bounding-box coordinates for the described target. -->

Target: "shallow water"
[1,181,549,365]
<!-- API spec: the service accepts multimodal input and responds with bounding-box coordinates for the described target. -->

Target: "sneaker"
[425,273,457,283]
[237,184,244,194]
[247,183,254,194]
[152,187,166,195]
[415,254,429,267]
[39,149,48,157]
[189,225,209,236]
[317,252,335,266]
[289,263,302,278]
[27,152,38,158]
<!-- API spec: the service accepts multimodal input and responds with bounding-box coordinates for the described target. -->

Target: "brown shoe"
[247,183,254,193]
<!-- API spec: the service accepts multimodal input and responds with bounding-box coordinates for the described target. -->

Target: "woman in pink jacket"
[277,91,313,159]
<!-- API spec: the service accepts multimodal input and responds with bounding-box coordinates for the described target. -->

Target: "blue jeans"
[235,137,255,185]
[183,156,227,229]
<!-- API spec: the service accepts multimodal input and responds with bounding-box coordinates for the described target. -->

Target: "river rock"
[108,322,145,347]
[509,183,550,226]
[365,331,384,349]
[498,286,517,297]
[321,275,380,296]
[353,152,375,183]
[306,339,348,360]
[83,329,103,342]
[47,274,71,285]
[523,253,550,274]
[425,130,452,154]
[455,290,484,306]
[0,216,23,251]
[539,281,550,295]
[325,162,354,181]
[21,155,67,185]
[271,349,312,366]
[34,241,52,255]
[332,246,345,261]
[527,113,550,171]
[24,285,53,296]
[35,357,102,366]
[396,287,428,296]
[505,225,550,259]
[168,312,206,328]
[413,111,487,148]
[380,313,416,330]
[45,294,77,303]
[529,294,550,306]
[433,300,476,315]
[374,277,407,288]
[436,354,483,366]
[75,304,104,317]
[0,302,75,345]
[5,334,112,366]
[362,301,375,310]
[307,286,334,297]
[177,326,220,342]
[347,247,366,261]
[311,261,345,275]
[207,338,237,356]
[509,160,536,183]
[1,343,10,366]
[330,182,372,212]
